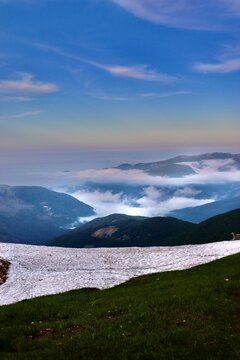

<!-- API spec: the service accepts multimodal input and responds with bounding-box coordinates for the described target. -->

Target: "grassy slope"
[194,209,240,242]
[0,253,240,359]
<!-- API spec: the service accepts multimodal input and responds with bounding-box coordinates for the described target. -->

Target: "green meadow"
[0,253,240,360]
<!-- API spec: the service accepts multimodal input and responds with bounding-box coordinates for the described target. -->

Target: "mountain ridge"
[115,152,240,177]
[48,208,240,248]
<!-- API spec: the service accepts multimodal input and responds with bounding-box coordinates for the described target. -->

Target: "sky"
[0,0,240,157]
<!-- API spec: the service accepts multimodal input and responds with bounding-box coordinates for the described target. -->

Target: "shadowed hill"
[0,185,94,245]
[48,209,240,248]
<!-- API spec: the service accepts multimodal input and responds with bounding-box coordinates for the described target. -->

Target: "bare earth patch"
[92,226,118,238]
[0,259,10,285]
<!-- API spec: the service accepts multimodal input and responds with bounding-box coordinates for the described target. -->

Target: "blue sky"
[0,0,240,153]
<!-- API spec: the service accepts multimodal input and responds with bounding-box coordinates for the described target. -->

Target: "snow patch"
[0,241,240,306]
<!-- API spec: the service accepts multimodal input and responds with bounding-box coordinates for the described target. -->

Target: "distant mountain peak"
[114,152,240,177]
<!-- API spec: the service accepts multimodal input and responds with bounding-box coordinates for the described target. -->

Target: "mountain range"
[1,153,240,246]
[0,185,94,245]
[115,152,240,177]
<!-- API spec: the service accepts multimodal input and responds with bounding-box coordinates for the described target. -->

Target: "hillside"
[190,209,240,243]
[48,209,240,248]
[0,185,94,245]
[0,252,240,359]
[48,213,196,248]
[171,196,240,223]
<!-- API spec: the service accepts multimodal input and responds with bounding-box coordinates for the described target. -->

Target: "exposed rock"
[0,259,10,285]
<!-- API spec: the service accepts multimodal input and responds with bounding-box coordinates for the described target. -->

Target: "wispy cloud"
[87,93,136,101]
[194,43,240,74]
[0,110,42,120]
[194,58,240,74]
[87,90,191,101]
[33,42,176,83]
[140,91,192,98]
[0,95,32,102]
[0,0,36,4]
[111,0,240,31]
[0,73,58,94]
[93,63,176,82]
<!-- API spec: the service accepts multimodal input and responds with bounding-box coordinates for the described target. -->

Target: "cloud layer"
[71,186,214,218]
[52,158,240,220]
[62,160,240,187]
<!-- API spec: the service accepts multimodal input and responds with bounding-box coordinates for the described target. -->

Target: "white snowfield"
[0,241,240,306]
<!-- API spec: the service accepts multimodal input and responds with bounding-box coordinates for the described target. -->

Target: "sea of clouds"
[52,158,240,220]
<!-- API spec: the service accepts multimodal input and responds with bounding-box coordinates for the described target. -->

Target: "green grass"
[0,253,240,359]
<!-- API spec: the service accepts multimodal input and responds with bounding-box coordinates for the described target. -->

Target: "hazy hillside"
[0,185,94,245]
[48,209,240,248]
[171,196,240,223]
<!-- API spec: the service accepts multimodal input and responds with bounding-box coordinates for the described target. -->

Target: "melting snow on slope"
[0,241,240,305]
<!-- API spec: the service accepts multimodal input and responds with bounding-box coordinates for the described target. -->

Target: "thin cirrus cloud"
[88,91,191,101]
[93,63,176,82]
[140,91,192,98]
[0,0,37,4]
[110,0,240,30]
[0,73,58,94]
[0,110,42,120]
[33,42,176,83]
[87,93,136,101]
[194,58,240,73]
[0,95,32,102]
